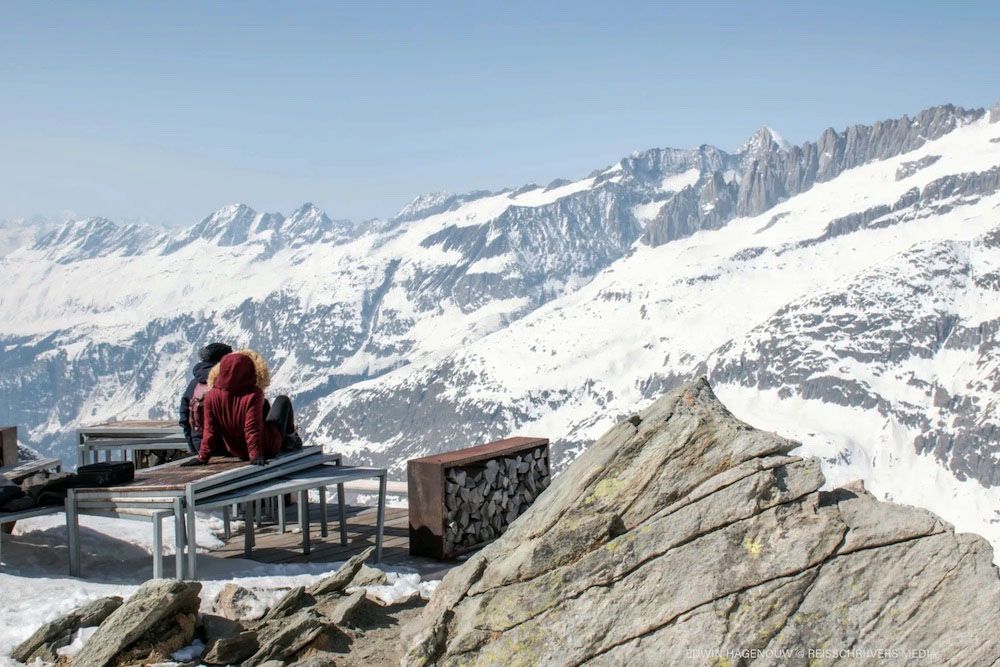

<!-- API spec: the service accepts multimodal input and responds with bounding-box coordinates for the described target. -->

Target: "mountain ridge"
[1,100,999,558]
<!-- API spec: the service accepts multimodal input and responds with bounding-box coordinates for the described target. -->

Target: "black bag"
[0,478,25,510]
[76,462,135,487]
[22,472,78,505]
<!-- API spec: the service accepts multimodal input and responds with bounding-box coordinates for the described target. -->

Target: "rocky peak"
[192,203,259,246]
[642,103,986,247]
[402,378,1000,665]
[286,202,330,228]
[393,192,460,223]
[740,125,793,155]
[991,99,1000,123]
[281,202,353,245]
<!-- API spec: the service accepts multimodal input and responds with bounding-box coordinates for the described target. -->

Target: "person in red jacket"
[181,351,297,466]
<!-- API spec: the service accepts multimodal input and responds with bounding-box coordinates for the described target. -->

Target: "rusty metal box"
[408,436,550,560]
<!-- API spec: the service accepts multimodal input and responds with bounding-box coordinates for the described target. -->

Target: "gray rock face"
[10,596,122,664]
[212,582,265,621]
[203,630,260,665]
[896,154,941,180]
[400,379,1000,666]
[709,223,1000,487]
[644,104,984,246]
[72,579,202,667]
[307,545,376,597]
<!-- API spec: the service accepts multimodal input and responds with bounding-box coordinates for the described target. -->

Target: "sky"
[0,1,998,227]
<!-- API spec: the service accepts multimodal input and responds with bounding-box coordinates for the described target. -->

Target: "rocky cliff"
[401,379,1000,666]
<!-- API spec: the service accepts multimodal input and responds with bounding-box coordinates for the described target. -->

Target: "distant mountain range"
[0,215,58,257]
[2,100,999,554]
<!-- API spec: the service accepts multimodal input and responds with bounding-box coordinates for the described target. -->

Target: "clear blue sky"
[1,1,997,226]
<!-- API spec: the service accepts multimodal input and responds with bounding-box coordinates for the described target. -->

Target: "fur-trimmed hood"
[208,349,271,391]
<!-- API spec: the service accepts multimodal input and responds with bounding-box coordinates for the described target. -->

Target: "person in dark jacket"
[179,342,233,454]
[183,350,297,466]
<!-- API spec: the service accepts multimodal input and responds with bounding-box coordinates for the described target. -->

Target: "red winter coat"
[198,353,281,462]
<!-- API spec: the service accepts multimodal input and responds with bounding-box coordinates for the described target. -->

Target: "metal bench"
[195,463,388,569]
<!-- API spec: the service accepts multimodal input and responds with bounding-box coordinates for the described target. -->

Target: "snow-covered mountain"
[2,101,999,552]
[0,215,60,256]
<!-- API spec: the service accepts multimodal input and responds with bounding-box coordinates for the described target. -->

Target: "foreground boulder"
[401,378,1000,665]
[73,580,201,667]
[8,541,414,665]
[11,596,122,664]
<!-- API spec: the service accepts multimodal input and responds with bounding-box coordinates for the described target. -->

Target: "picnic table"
[77,420,188,467]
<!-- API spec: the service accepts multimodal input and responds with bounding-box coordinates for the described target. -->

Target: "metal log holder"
[408,436,550,560]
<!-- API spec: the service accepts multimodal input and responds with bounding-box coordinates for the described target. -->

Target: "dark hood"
[213,353,259,395]
[191,359,217,384]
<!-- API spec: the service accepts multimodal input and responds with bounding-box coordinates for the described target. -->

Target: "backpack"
[188,382,209,434]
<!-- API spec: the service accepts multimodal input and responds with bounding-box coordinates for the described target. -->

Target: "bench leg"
[152,514,163,579]
[337,482,347,546]
[244,502,255,558]
[319,487,328,538]
[174,499,186,580]
[185,489,197,580]
[278,494,285,534]
[76,432,86,467]
[222,506,231,540]
[298,490,310,555]
[67,491,81,577]
[376,474,386,564]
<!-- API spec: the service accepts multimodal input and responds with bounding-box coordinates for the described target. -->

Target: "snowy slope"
[310,112,1000,553]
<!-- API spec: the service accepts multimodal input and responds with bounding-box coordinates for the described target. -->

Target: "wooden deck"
[214,504,458,579]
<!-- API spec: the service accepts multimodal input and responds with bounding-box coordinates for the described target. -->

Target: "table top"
[1,457,61,480]
[70,447,335,495]
[408,436,549,466]
[197,464,386,509]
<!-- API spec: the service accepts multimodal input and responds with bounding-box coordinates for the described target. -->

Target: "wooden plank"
[0,426,17,468]
[212,505,451,571]
[73,457,249,493]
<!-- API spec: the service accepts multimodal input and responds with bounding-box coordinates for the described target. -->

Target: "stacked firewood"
[443,446,550,552]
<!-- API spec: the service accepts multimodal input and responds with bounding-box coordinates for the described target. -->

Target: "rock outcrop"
[73,580,201,667]
[11,596,122,664]
[10,548,415,666]
[401,378,1000,666]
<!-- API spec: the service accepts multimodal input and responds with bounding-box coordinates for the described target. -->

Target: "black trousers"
[264,395,295,438]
